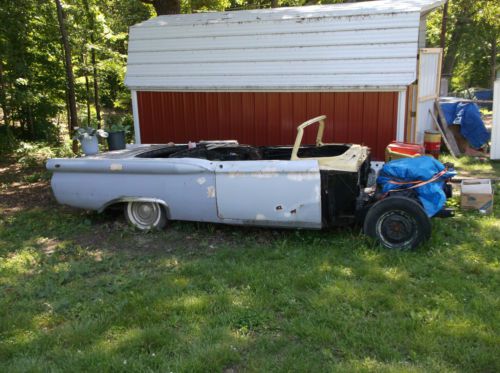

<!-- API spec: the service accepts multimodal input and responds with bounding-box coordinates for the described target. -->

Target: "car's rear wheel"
[124,201,167,230]
[364,196,431,250]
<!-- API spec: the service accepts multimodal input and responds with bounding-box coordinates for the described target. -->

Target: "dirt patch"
[0,179,55,215]
[0,156,283,257]
[0,157,57,215]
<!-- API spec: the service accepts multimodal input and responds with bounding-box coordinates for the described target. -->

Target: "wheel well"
[99,198,170,218]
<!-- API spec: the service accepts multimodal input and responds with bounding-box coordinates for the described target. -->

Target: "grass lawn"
[1,145,499,372]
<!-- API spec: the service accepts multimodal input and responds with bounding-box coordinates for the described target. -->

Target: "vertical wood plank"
[377,92,395,159]
[266,93,280,144]
[217,93,230,140]
[334,92,349,143]
[280,92,293,145]
[320,92,335,143]
[304,93,321,144]
[293,93,308,144]
[348,92,364,144]
[254,93,267,146]
[363,92,379,158]
[241,92,255,144]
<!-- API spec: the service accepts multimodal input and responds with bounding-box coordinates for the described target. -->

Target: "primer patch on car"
[197,177,206,185]
[207,186,216,198]
[110,163,123,171]
[252,167,279,178]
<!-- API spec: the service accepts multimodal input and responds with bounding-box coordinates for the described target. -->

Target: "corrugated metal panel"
[127,44,417,65]
[128,26,417,52]
[137,91,398,160]
[132,1,445,27]
[125,1,445,91]
[129,14,419,42]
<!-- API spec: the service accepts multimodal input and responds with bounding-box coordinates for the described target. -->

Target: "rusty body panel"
[47,147,330,229]
[137,91,398,160]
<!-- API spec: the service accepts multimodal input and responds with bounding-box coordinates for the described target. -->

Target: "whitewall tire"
[124,201,167,230]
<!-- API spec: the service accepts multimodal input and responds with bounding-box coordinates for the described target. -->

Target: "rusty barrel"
[424,131,441,158]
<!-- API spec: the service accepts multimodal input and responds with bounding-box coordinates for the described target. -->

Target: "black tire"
[363,196,431,250]
[124,201,167,230]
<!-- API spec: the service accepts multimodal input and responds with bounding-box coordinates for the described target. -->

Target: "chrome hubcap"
[128,202,161,229]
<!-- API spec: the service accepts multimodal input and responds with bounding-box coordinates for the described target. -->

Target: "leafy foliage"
[0,0,498,144]
[104,114,132,133]
[426,0,499,91]
[0,0,153,143]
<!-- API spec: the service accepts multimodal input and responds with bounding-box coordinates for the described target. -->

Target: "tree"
[55,0,78,147]
[427,0,499,90]
[0,0,64,139]
[0,59,11,126]
[140,0,180,15]
[83,0,102,128]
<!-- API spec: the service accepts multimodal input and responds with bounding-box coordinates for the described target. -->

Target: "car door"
[215,159,322,228]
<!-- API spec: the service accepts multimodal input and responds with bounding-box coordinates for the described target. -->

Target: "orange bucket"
[424,131,441,158]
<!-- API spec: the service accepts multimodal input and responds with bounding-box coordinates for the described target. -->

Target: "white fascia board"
[131,90,141,144]
[396,90,407,142]
[126,86,408,92]
[491,79,500,160]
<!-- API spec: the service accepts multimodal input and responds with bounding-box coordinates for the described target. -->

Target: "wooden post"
[434,101,461,157]
[491,79,500,160]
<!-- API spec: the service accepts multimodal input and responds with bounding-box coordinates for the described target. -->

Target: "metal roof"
[125,0,446,91]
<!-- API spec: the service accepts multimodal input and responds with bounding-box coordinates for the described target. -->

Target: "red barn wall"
[137,91,398,160]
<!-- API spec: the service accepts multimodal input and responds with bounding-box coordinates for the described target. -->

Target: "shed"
[125,0,446,160]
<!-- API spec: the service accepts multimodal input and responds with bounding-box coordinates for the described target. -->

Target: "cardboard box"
[461,179,494,214]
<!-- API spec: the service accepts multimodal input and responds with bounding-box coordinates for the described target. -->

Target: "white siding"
[125,0,445,91]
[416,48,442,143]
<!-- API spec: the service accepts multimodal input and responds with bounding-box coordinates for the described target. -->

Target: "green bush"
[14,141,74,169]
[0,125,18,153]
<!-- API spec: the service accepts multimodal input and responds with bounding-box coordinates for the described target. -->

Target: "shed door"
[215,160,322,228]
[414,48,443,143]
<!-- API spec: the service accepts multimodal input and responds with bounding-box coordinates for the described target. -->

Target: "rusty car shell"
[46,116,371,229]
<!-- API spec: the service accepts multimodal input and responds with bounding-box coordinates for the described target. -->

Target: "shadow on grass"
[1,202,499,371]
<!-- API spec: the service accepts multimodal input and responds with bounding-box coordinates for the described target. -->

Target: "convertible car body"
[47,116,442,249]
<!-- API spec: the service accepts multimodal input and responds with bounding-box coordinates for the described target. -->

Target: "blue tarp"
[439,102,490,149]
[377,156,456,217]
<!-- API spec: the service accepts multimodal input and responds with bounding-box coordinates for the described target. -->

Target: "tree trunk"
[271,0,278,8]
[82,54,91,126]
[91,48,101,128]
[142,0,181,15]
[442,16,468,79]
[83,0,102,128]
[440,1,448,50]
[55,0,78,151]
[0,60,11,126]
[27,104,35,138]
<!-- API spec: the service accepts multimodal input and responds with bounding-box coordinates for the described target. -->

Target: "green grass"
[0,152,499,372]
[441,155,500,180]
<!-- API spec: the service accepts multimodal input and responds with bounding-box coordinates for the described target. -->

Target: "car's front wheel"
[364,196,431,250]
[124,201,167,230]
